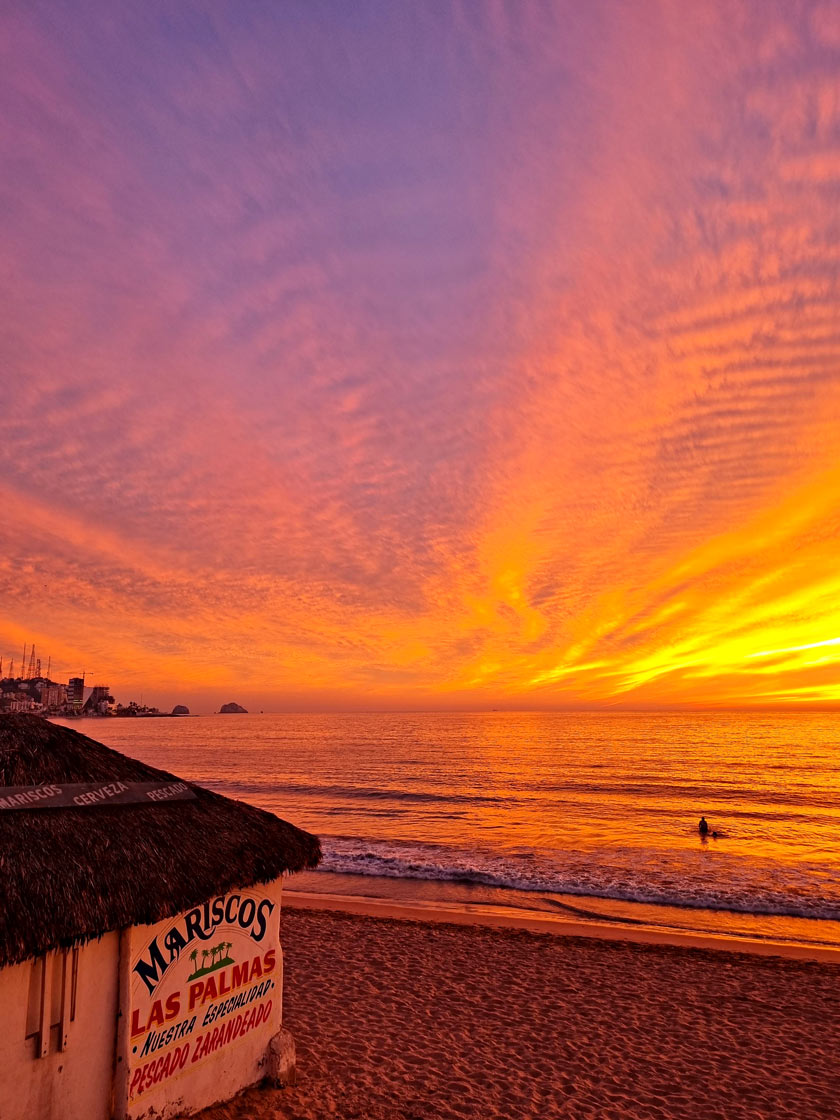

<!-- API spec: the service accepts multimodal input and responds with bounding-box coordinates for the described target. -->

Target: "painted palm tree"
[189,949,198,975]
[201,949,209,969]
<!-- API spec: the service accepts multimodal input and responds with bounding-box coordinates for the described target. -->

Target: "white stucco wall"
[114,878,285,1120]
[0,932,119,1120]
[0,879,284,1120]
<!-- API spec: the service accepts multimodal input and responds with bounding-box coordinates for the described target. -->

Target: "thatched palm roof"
[0,714,321,967]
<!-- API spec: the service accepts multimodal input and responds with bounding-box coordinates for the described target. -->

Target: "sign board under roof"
[0,781,196,811]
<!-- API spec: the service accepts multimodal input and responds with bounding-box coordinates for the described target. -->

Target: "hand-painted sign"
[0,780,196,811]
[133,893,275,996]
[125,887,281,1113]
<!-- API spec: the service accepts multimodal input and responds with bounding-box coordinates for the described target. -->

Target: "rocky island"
[219,702,248,714]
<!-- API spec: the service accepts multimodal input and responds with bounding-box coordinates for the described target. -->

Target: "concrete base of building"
[266,1028,296,1088]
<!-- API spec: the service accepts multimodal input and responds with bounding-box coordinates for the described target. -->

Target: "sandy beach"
[198,904,840,1120]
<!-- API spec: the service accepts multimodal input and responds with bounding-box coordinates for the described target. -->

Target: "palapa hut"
[0,714,321,1120]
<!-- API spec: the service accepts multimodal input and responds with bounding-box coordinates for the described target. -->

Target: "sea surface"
[57,711,840,949]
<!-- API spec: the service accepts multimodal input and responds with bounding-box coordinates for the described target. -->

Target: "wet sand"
[198,904,840,1120]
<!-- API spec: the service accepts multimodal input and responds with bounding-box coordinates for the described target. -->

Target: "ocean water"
[57,711,840,948]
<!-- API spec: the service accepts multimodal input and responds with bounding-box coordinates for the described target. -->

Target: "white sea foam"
[318,837,840,922]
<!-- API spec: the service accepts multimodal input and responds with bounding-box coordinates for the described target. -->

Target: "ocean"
[60,710,840,950]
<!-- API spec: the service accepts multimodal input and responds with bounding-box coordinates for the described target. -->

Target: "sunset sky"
[2,1,840,711]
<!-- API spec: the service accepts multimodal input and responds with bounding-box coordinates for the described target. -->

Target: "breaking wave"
[317,837,840,923]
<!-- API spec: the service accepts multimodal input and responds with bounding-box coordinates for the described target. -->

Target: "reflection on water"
[59,710,840,946]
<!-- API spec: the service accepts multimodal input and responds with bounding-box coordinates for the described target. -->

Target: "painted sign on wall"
[125,886,281,1112]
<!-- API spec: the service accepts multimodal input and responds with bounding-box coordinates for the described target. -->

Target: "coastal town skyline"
[0,641,250,716]
[3,2,840,712]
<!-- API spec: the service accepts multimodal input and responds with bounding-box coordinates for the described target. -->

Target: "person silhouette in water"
[698,816,710,837]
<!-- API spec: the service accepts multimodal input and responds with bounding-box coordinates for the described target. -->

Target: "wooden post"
[111,927,132,1120]
[58,950,71,1051]
[38,952,52,1058]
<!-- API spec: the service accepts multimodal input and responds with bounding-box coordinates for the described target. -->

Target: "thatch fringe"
[0,714,321,967]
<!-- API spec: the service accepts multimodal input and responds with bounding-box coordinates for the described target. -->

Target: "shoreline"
[199,905,840,1120]
[284,888,840,964]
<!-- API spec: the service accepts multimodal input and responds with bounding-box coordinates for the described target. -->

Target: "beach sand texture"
[199,908,840,1120]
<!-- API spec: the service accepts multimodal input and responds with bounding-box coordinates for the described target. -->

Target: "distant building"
[66,678,85,714]
[6,695,37,714]
[83,685,112,716]
[40,685,66,711]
